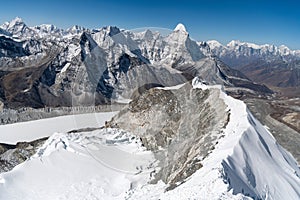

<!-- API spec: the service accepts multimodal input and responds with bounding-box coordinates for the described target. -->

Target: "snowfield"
[0,79,299,199]
[0,128,157,200]
[0,112,118,144]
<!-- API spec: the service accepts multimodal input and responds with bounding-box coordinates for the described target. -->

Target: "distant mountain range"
[207,40,300,90]
[0,18,273,108]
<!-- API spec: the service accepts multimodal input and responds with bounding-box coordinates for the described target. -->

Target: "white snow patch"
[0,112,118,144]
[207,40,224,49]
[60,63,70,73]
[174,23,187,32]
[156,83,186,90]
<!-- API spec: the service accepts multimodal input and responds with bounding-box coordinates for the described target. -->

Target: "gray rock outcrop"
[108,83,229,189]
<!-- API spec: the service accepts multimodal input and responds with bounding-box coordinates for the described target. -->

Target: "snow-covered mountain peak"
[142,29,154,39]
[168,23,189,41]
[174,23,187,32]
[7,17,25,28]
[66,25,85,35]
[94,26,122,38]
[227,40,276,50]
[34,24,61,35]
[278,44,291,55]
[227,40,239,46]
[0,17,38,39]
[36,24,57,31]
[209,38,300,65]
[106,26,121,37]
[0,21,9,30]
[207,40,224,48]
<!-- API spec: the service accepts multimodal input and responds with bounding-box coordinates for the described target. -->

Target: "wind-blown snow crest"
[129,78,300,199]
[164,77,300,199]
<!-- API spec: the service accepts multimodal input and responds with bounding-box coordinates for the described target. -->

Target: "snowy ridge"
[171,77,300,199]
[0,79,299,199]
[207,39,300,62]
[131,78,300,199]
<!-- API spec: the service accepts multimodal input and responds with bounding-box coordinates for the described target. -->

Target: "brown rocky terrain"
[244,98,300,163]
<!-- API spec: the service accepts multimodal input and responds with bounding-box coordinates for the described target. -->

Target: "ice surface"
[0,112,118,144]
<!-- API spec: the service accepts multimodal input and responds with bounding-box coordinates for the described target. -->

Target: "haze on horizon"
[0,0,299,49]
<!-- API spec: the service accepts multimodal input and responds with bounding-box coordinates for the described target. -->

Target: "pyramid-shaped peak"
[12,17,23,22]
[106,26,121,37]
[5,17,26,30]
[143,29,154,38]
[174,23,187,32]
[9,17,24,25]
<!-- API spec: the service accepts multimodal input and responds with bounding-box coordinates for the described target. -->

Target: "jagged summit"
[227,40,276,50]
[66,25,85,35]
[0,17,33,38]
[3,17,27,31]
[9,17,24,26]
[35,24,60,33]
[106,26,121,37]
[142,29,154,40]
[227,40,241,47]
[207,40,224,48]
[174,23,187,32]
[0,17,274,107]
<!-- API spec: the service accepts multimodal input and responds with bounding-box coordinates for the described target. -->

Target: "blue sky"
[0,0,299,49]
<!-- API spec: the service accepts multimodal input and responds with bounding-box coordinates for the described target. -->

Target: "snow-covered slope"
[0,79,299,199]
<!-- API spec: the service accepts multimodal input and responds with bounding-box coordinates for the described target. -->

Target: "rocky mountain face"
[0,18,272,109]
[0,137,47,173]
[207,40,300,91]
[108,82,229,189]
